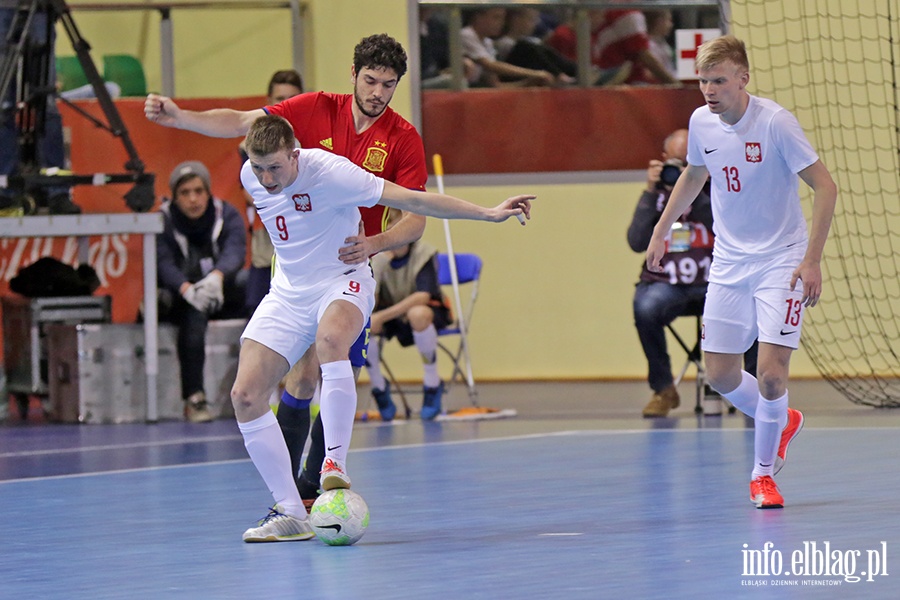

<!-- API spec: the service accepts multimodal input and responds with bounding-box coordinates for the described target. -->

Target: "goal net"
[732,1,900,406]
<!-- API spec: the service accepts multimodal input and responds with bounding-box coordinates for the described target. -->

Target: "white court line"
[0,434,243,458]
[0,430,634,485]
[1,426,895,485]
[3,424,895,460]
[0,426,721,460]
[0,428,638,460]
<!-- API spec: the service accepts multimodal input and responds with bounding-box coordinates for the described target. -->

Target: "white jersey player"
[646,35,837,510]
[240,149,382,364]
[234,114,532,542]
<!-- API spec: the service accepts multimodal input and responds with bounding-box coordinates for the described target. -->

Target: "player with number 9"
[230,114,530,543]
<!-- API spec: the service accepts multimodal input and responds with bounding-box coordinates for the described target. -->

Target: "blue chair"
[376,252,483,416]
[435,253,482,401]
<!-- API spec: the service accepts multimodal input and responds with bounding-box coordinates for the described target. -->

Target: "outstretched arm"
[144,93,264,138]
[378,180,533,224]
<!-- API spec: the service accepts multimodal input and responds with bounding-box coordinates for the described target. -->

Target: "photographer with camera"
[626,129,715,417]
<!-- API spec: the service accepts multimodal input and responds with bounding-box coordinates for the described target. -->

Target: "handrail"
[416,0,720,89]
[69,0,307,97]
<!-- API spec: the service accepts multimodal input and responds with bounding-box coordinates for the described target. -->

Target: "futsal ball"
[309,489,370,546]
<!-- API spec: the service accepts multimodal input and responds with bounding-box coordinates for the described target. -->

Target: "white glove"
[193,271,224,314]
[181,284,208,312]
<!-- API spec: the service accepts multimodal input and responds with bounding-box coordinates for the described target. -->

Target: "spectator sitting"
[495,7,576,85]
[241,69,303,314]
[545,10,632,86]
[627,129,755,417]
[365,234,453,421]
[420,8,455,89]
[645,9,677,80]
[533,9,562,41]
[595,9,679,85]
[157,161,248,422]
[460,7,558,88]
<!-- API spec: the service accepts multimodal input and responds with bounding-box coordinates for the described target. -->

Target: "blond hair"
[695,34,749,73]
[244,114,295,157]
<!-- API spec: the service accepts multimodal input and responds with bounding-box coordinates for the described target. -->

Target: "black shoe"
[296,473,320,514]
[47,193,81,215]
[296,471,321,497]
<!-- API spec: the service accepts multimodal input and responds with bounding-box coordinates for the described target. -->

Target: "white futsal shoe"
[320,457,351,491]
[242,505,315,542]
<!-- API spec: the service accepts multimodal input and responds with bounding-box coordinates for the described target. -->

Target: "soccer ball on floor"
[309,489,370,546]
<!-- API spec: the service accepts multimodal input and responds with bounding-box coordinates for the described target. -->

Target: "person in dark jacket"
[157,161,247,421]
[628,129,756,418]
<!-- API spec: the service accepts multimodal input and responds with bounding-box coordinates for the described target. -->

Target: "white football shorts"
[702,245,807,353]
[241,269,376,366]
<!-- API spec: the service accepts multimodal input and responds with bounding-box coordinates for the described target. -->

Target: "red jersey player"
[145,34,431,514]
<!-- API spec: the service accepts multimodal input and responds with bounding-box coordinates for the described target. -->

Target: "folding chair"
[666,313,706,414]
[435,252,482,402]
[376,252,483,415]
[667,308,743,415]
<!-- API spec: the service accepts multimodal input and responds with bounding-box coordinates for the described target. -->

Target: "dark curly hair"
[353,33,408,80]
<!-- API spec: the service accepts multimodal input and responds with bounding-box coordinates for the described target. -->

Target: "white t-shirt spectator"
[460,26,496,86]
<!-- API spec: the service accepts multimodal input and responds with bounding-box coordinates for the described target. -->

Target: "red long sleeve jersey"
[266,92,428,237]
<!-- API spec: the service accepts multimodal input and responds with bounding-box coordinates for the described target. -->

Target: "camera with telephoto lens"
[656,158,685,189]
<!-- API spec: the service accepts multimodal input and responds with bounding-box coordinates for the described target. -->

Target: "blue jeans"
[244,265,271,314]
[633,281,758,392]
[633,281,708,393]
[1,8,68,201]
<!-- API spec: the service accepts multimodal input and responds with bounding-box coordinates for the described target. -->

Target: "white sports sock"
[365,337,387,392]
[752,392,789,479]
[414,324,441,388]
[238,410,305,518]
[722,371,760,417]
[319,360,356,465]
[422,362,441,389]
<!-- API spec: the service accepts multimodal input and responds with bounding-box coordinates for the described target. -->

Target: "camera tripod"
[0,0,154,212]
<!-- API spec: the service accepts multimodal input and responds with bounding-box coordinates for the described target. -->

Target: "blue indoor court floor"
[1,380,898,600]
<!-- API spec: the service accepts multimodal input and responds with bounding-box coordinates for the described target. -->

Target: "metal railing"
[408,0,726,129]
[415,0,723,88]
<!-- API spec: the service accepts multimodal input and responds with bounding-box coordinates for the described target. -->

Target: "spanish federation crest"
[362,146,387,172]
[745,142,762,163]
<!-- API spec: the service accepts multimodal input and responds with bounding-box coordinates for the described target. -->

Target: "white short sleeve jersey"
[240,148,385,299]
[686,95,819,263]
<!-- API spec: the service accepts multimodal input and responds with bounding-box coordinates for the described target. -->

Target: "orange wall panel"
[0,97,267,327]
[422,87,705,173]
